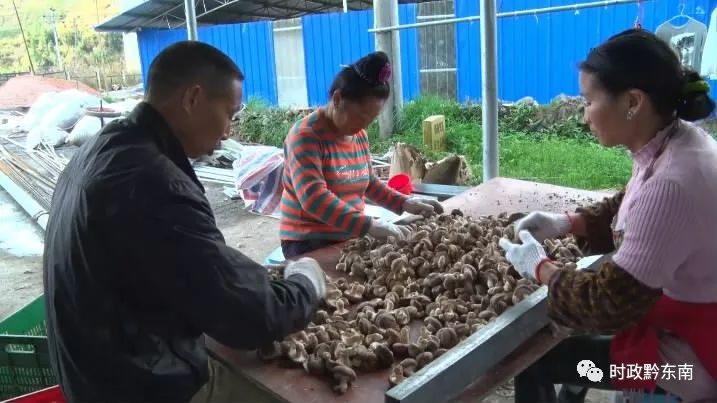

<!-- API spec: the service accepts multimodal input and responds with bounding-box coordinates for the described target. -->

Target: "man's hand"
[514,211,572,242]
[402,197,444,218]
[368,220,412,241]
[284,257,327,299]
[498,230,549,281]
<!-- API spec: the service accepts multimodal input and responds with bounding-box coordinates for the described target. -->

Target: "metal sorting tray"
[385,286,549,403]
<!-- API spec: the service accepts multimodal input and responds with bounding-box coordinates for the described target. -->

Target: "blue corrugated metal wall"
[302,5,420,106]
[457,0,717,104]
[137,21,278,105]
[136,1,717,106]
[137,28,185,84]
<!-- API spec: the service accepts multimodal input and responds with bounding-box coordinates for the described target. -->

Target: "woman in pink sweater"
[499,29,717,402]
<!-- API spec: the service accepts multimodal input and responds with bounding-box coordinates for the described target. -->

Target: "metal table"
[208,177,613,402]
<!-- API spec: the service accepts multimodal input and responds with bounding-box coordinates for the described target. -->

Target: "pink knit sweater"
[612,119,717,399]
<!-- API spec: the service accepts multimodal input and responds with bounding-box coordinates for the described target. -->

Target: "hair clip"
[348,61,391,85]
[350,64,370,82]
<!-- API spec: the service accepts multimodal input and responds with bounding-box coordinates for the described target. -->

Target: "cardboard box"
[423,115,445,151]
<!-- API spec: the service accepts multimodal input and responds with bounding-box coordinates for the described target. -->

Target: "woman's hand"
[368,221,412,241]
[498,230,553,282]
[514,211,573,242]
[402,197,444,218]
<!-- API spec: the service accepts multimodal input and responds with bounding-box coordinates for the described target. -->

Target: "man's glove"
[514,211,572,242]
[367,220,412,241]
[284,257,327,299]
[402,197,444,218]
[498,230,549,281]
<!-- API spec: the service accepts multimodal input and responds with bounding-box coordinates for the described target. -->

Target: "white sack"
[22,92,59,131]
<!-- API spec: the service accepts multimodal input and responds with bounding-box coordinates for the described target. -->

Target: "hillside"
[0,0,123,75]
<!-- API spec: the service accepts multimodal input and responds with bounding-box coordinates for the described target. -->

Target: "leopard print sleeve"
[574,191,625,255]
[547,259,662,334]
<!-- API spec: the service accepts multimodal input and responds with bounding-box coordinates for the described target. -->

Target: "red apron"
[610,295,717,390]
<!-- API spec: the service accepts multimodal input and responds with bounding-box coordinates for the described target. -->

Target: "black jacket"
[43,103,319,403]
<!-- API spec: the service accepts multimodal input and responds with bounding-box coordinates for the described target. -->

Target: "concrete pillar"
[374,0,403,139]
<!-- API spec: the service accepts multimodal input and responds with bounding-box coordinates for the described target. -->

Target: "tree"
[0,0,123,75]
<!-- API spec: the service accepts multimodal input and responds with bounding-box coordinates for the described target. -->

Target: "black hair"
[146,41,244,100]
[579,28,715,122]
[328,51,391,102]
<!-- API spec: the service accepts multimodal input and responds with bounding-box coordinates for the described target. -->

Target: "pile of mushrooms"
[263,209,583,394]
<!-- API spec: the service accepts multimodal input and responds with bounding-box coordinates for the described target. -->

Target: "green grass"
[235,97,306,146]
[499,134,631,189]
[369,123,632,190]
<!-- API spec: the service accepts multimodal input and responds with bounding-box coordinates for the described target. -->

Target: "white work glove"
[367,220,412,241]
[514,211,572,242]
[402,197,445,218]
[284,257,327,300]
[498,230,549,281]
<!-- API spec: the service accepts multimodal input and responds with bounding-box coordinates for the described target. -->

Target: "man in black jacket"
[43,41,325,402]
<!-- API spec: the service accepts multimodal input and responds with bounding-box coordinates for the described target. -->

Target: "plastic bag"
[36,90,101,131]
[67,115,118,146]
[62,89,101,109]
[41,101,86,131]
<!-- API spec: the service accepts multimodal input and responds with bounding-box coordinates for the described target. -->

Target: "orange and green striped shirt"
[280,109,408,241]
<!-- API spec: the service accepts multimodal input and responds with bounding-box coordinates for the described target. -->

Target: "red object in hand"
[2,386,65,403]
[388,173,413,195]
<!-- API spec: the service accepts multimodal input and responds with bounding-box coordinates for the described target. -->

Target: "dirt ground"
[205,183,281,263]
[0,187,45,320]
[0,180,616,402]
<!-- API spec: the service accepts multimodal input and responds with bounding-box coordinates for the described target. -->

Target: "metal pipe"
[480,0,498,182]
[0,171,48,231]
[174,0,243,29]
[419,68,457,73]
[12,0,35,74]
[49,8,64,71]
[140,4,184,28]
[144,0,278,31]
[416,14,455,20]
[369,0,650,33]
[389,0,403,112]
[184,0,198,40]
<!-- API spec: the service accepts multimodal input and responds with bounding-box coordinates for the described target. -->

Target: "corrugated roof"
[95,0,408,32]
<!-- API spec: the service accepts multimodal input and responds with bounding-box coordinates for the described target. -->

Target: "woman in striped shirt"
[499,29,717,402]
[280,51,443,259]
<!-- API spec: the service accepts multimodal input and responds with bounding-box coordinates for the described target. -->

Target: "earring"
[626,110,634,121]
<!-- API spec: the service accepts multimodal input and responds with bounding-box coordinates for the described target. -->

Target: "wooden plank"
[207,177,614,403]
